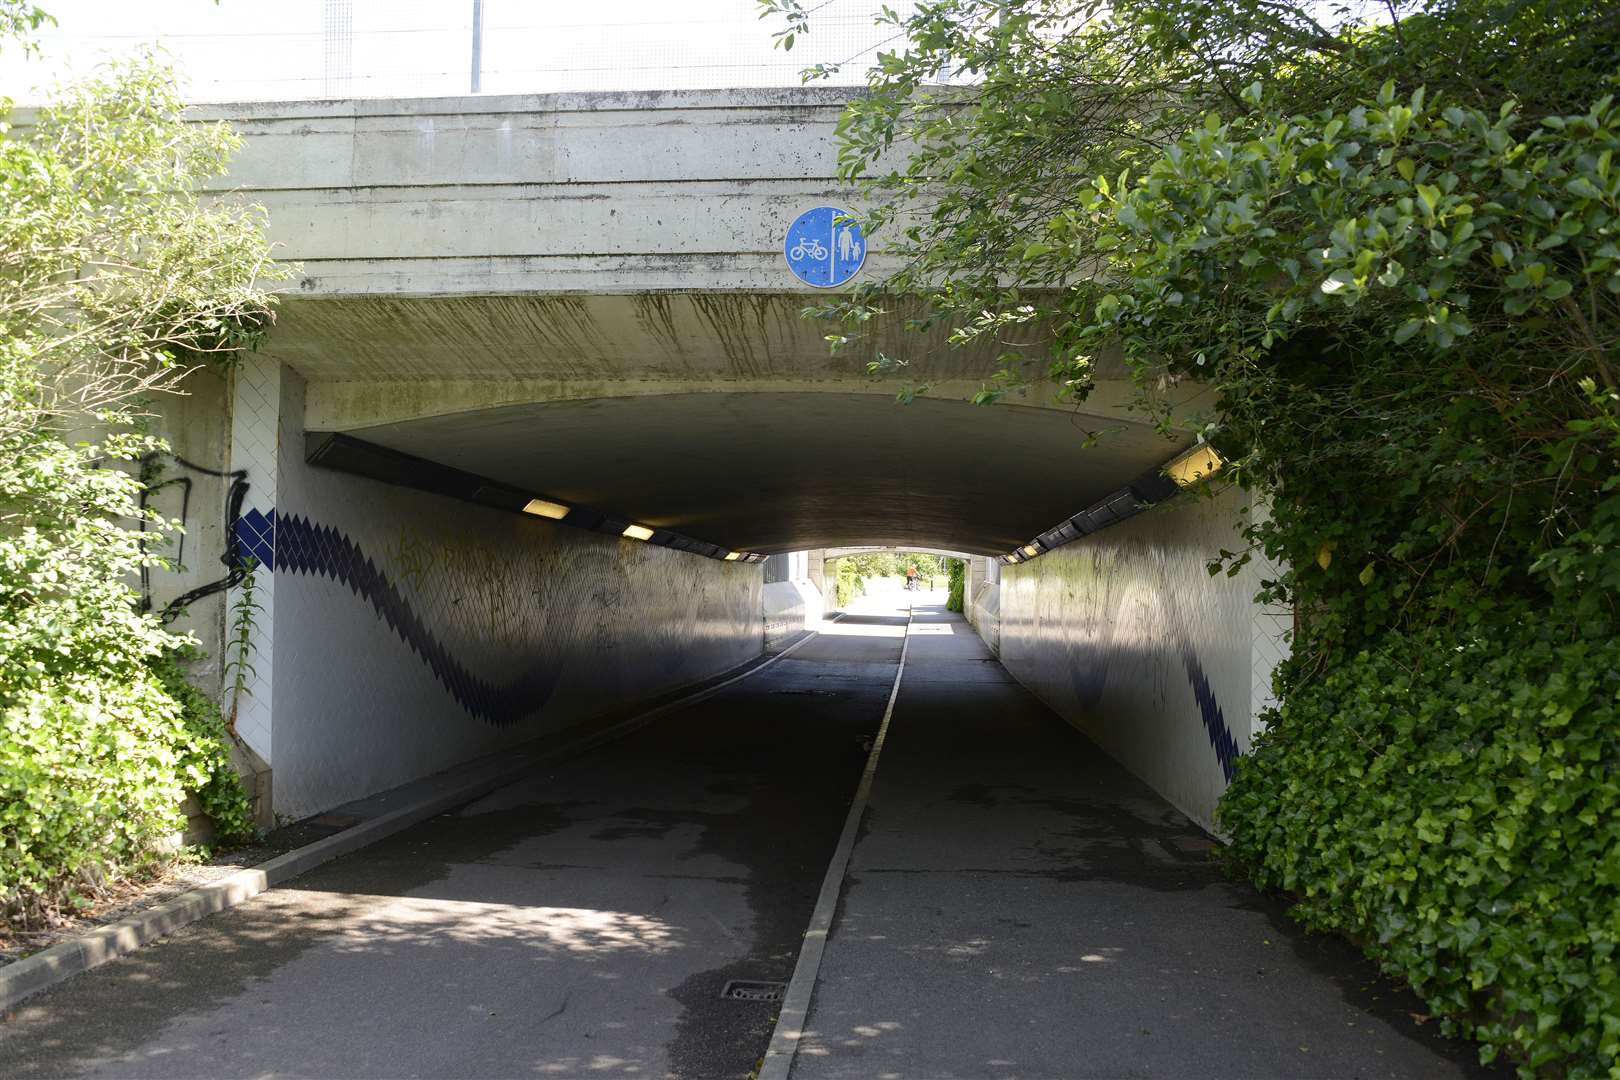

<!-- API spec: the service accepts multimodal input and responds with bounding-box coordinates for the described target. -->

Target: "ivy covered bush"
[1223,625,1620,1073]
[1,37,276,924]
[1125,84,1620,1075]
[766,0,1619,1071]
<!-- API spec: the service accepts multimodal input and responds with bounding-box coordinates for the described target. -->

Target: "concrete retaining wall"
[258,366,764,818]
[992,487,1289,832]
[763,551,822,650]
[967,580,1001,656]
[763,580,823,651]
[138,367,236,693]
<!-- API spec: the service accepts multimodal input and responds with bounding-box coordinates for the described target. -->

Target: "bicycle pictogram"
[790,236,828,261]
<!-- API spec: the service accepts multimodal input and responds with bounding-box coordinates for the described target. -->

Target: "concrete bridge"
[133,86,1271,830]
[0,86,1497,1080]
[206,88,1207,557]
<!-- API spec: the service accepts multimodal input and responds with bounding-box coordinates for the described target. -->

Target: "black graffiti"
[139,454,252,625]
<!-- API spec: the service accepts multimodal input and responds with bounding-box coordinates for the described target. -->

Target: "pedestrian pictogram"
[784,206,866,288]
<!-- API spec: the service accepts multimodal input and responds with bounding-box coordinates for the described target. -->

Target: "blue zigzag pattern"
[1180,645,1240,782]
[268,511,561,727]
[1068,573,1243,783]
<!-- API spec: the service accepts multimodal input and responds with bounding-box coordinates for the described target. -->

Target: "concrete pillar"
[806,549,827,595]
[224,355,280,768]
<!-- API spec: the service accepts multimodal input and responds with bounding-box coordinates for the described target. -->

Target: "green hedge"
[1,49,275,927]
[833,558,864,610]
[946,558,965,612]
[1221,625,1620,1075]
[0,642,255,924]
[154,648,257,846]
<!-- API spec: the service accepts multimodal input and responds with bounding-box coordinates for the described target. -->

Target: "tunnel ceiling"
[342,392,1189,555]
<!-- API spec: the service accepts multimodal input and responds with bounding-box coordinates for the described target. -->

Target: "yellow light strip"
[622,523,655,541]
[724,552,742,561]
[1166,442,1225,487]
[521,498,570,520]
[1022,544,1040,558]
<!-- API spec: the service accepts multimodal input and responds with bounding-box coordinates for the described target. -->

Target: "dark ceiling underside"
[339,392,1186,555]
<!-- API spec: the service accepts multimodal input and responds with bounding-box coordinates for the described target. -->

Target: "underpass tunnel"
[206,348,1286,839]
[160,89,1289,844]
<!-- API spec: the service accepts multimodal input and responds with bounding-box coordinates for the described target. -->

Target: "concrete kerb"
[0,618,841,1016]
[758,601,914,1080]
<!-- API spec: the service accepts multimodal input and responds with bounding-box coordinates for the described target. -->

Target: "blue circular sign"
[784,206,866,288]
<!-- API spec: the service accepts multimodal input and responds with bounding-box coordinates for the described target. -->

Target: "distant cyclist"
[905,563,920,591]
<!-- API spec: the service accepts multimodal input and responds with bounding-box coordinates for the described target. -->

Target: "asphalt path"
[1,593,1503,1079]
[788,601,1500,1080]
[0,601,908,1079]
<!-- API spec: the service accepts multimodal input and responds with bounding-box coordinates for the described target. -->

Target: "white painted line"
[758,601,913,1080]
[633,612,844,723]
[0,615,844,1015]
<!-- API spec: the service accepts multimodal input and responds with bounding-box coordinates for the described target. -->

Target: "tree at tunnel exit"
[763,0,1620,1074]
[828,552,953,606]
[1,11,280,926]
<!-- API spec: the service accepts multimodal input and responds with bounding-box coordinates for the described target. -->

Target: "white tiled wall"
[225,356,281,763]
[1247,497,1292,731]
[269,368,764,818]
[996,485,1287,833]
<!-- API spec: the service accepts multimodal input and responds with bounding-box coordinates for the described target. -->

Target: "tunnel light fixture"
[306,434,749,565]
[995,441,1227,569]
[622,523,656,541]
[1166,442,1225,488]
[521,497,570,520]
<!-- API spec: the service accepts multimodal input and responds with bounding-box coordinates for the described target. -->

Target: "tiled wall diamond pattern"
[275,512,565,725]
[232,508,276,571]
[270,368,764,817]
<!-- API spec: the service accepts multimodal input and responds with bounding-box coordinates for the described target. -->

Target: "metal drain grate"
[721,979,786,1002]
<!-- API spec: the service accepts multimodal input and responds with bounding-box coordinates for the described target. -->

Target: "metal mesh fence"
[0,0,937,103]
[478,0,924,95]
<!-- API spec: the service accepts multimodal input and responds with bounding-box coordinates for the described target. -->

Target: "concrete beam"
[201,89,1215,556]
[202,88,902,297]
[824,546,978,561]
[261,293,1204,430]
